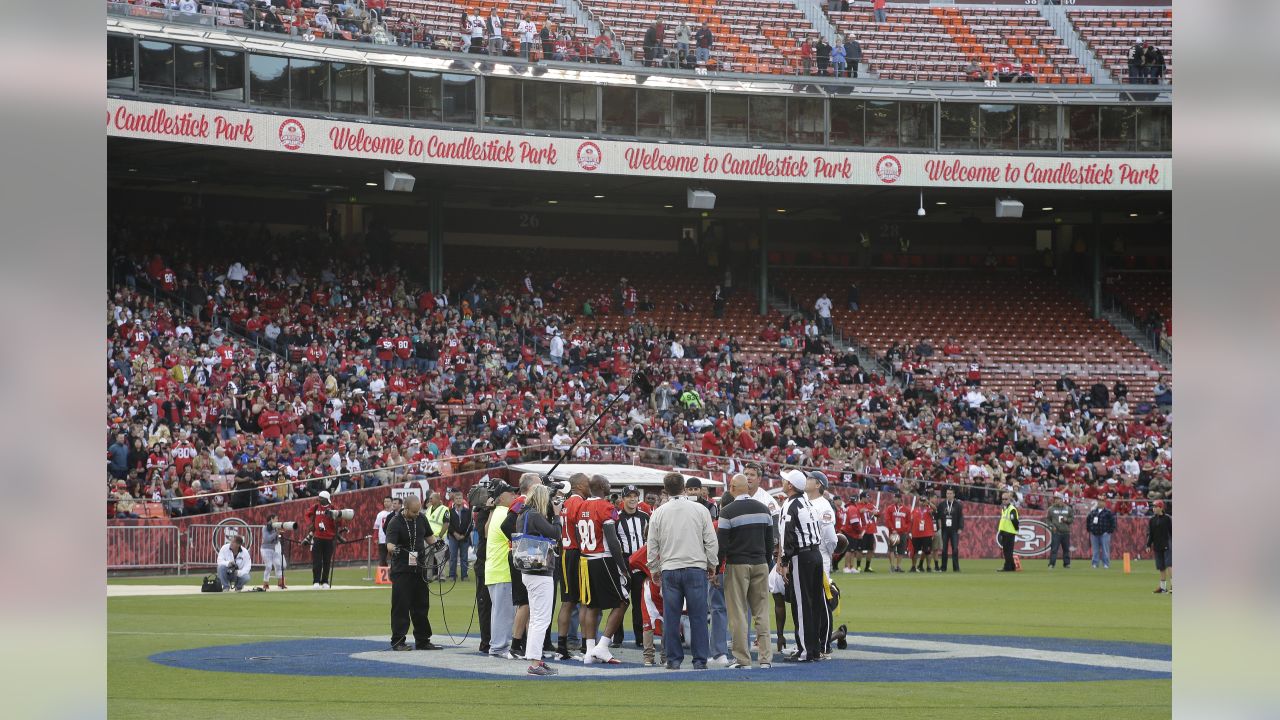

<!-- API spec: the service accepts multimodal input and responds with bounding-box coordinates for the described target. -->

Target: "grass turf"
[108,559,1170,719]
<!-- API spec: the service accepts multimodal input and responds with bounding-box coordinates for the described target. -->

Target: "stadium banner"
[107,98,1172,191]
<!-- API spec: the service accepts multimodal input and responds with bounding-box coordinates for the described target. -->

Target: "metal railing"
[107,525,182,571]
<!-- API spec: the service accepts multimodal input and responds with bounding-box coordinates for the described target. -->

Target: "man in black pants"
[997,492,1020,572]
[469,483,493,653]
[613,485,649,648]
[777,470,827,662]
[936,487,964,572]
[384,494,442,651]
[307,490,342,588]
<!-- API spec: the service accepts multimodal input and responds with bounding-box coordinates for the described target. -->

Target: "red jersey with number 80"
[577,498,619,558]
[560,494,585,549]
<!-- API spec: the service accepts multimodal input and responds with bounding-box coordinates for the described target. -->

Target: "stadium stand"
[106,219,1172,522]
[1068,7,1172,84]
[823,4,1089,83]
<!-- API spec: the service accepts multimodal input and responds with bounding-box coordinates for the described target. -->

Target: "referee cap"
[622,484,641,496]
[782,469,807,492]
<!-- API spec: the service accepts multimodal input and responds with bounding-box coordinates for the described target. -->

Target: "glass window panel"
[410,71,442,122]
[374,67,409,119]
[107,35,134,89]
[1065,105,1099,152]
[602,86,636,136]
[828,99,865,147]
[561,84,596,133]
[137,40,174,94]
[672,91,706,141]
[1135,105,1171,152]
[484,77,521,128]
[290,58,328,112]
[211,49,244,101]
[940,103,978,150]
[788,97,824,145]
[442,73,476,125]
[637,89,673,139]
[865,101,898,147]
[710,94,748,143]
[248,54,289,108]
[1018,104,1057,151]
[174,45,209,98]
[749,96,785,144]
[979,103,1017,151]
[523,81,561,131]
[331,63,367,115]
[1100,105,1136,152]
[900,101,935,149]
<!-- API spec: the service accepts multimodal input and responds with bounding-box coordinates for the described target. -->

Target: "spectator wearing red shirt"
[884,493,911,573]
[909,498,936,573]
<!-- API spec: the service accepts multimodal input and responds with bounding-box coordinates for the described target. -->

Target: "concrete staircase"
[1101,308,1170,370]
[1037,1,1113,83]
[767,287,881,372]
[793,0,876,78]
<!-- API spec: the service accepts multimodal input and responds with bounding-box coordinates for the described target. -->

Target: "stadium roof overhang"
[108,135,1171,226]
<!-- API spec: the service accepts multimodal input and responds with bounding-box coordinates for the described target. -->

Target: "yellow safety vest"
[426,504,449,538]
[999,504,1019,534]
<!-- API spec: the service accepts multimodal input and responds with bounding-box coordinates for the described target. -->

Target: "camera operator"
[306,490,345,588]
[384,493,443,651]
[261,513,287,590]
[217,533,252,592]
[470,481,494,653]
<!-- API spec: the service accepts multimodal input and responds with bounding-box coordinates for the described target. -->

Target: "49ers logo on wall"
[875,154,903,184]
[576,141,602,171]
[212,517,254,553]
[278,118,306,151]
[992,519,1054,557]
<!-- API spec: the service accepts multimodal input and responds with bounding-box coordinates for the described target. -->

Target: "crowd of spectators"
[106,218,1172,522]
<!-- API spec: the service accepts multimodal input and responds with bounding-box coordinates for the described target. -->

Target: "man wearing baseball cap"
[484,482,519,658]
[614,485,650,648]
[805,471,840,656]
[1046,492,1074,569]
[307,490,342,588]
[1147,501,1172,594]
[776,469,827,662]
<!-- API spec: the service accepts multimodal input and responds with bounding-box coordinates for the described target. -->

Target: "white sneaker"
[322,583,331,589]
[850,567,860,574]
[583,639,598,664]
[841,567,853,574]
[312,583,321,588]
[710,654,730,667]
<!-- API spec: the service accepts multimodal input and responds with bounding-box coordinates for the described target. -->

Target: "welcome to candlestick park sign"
[108,98,1172,191]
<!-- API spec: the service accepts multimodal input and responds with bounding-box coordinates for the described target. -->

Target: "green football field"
[108,559,1171,719]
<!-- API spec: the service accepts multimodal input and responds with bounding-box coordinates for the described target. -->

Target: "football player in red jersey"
[555,473,590,660]
[856,492,880,573]
[577,474,628,664]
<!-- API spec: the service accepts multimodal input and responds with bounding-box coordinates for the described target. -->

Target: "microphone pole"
[541,366,648,483]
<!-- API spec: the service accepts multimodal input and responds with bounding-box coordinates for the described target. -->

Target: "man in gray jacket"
[1046,493,1074,569]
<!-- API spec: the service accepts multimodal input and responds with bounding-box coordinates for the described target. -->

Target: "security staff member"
[425,491,450,549]
[614,484,650,648]
[937,487,964,572]
[997,492,1020,572]
[776,470,827,662]
[384,493,443,651]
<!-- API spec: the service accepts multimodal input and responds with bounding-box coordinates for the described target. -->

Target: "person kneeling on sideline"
[217,534,252,592]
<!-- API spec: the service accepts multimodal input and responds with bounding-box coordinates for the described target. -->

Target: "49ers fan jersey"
[576,497,619,558]
[560,494,585,549]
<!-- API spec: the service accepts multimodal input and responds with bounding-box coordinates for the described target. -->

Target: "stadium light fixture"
[593,195,605,199]
[935,201,947,206]
[1041,206,1054,211]
[663,204,674,208]
[365,182,378,187]
[547,200,559,205]
[1129,212,1139,217]
[917,191,926,217]
[776,209,787,214]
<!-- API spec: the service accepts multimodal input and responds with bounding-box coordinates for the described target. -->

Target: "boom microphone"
[541,365,650,485]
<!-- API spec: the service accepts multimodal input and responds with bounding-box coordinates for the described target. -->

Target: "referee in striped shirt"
[777,469,827,663]
[614,484,650,648]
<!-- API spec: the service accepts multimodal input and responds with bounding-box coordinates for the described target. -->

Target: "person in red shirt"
[576,475,628,664]
[393,332,413,369]
[627,543,666,666]
[556,474,589,660]
[307,490,345,588]
[909,497,937,573]
[884,492,912,573]
[855,493,880,573]
[375,334,395,369]
[258,403,284,442]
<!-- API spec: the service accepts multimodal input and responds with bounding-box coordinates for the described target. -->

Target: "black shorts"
[891,537,910,555]
[1153,546,1172,571]
[912,536,933,555]
[859,534,875,552]
[510,557,529,606]
[581,557,626,610]
[559,548,581,603]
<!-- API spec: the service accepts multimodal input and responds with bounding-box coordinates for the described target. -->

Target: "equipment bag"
[200,575,222,592]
